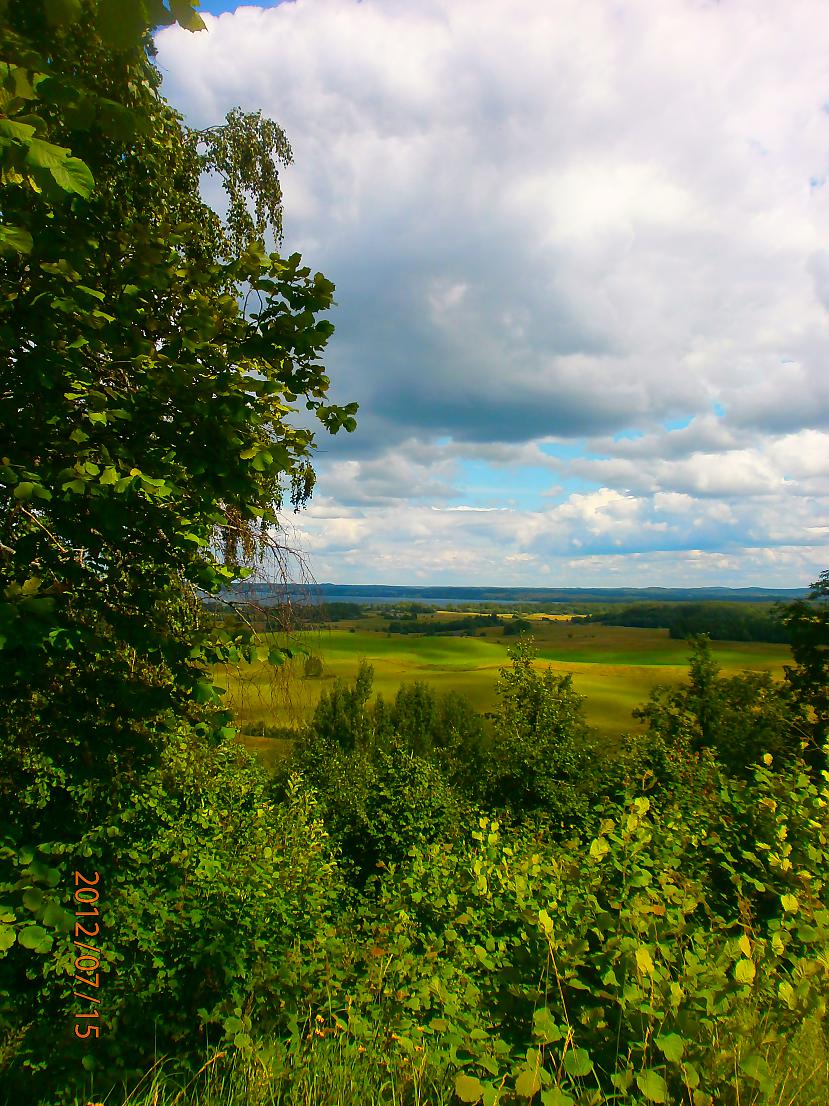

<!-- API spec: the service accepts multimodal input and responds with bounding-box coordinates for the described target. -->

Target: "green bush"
[484,638,597,825]
[0,736,343,1099]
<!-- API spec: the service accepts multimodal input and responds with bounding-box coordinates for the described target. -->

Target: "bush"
[484,638,597,825]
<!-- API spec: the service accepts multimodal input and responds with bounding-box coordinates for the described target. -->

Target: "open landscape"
[3,3,829,1106]
[225,612,793,759]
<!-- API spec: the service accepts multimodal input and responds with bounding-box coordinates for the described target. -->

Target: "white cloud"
[157,0,829,584]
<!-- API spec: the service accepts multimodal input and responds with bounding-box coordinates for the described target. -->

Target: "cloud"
[156,0,829,584]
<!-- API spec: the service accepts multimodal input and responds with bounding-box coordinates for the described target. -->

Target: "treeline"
[385,612,502,635]
[588,600,792,642]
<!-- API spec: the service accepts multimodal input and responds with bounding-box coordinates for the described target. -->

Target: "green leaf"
[655,1033,685,1062]
[170,0,207,32]
[682,1061,700,1089]
[22,888,43,912]
[43,902,75,932]
[0,224,33,255]
[0,925,15,953]
[561,1048,593,1078]
[734,959,756,984]
[98,0,148,49]
[636,1070,668,1103]
[540,1090,574,1106]
[781,893,799,913]
[76,284,105,301]
[635,946,655,976]
[0,117,36,142]
[589,835,609,860]
[192,680,218,704]
[777,980,796,1008]
[532,1007,563,1044]
[515,1067,541,1098]
[455,1074,484,1103]
[18,925,53,953]
[740,1052,772,1089]
[50,156,94,196]
[24,136,71,170]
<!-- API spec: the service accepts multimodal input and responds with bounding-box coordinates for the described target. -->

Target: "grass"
[80,1009,829,1106]
[216,621,791,758]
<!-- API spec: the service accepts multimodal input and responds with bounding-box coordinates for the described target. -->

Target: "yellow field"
[220,619,791,756]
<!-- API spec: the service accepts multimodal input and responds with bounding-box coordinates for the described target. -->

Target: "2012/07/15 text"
[73,870,104,1040]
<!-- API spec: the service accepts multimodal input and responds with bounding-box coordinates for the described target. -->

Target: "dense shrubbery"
[3,628,829,1104]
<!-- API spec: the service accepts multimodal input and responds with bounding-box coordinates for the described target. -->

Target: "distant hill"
[219,582,807,607]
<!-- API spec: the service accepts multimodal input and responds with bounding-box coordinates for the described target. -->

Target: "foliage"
[0,0,355,1096]
[287,668,474,881]
[322,756,829,1106]
[502,617,532,637]
[3,8,827,1105]
[634,637,805,777]
[484,638,596,825]
[0,735,344,1096]
[776,570,829,772]
[588,601,792,644]
[310,660,376,752]
[386,613,500,636]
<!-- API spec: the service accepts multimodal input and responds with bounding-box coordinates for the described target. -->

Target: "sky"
[156,0,829,588]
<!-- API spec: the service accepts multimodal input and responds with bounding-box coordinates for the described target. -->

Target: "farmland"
[221,612,792,755]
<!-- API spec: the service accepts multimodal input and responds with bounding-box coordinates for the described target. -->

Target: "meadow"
[221,613,792,761]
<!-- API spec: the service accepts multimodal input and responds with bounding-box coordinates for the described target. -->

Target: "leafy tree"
[634,637,804,777]
[0,0,355,817]
[310,659,375,751]
[391,680,439,754]
[485,637,595,824]
[777,569,829,772]
[0,0,355,1089]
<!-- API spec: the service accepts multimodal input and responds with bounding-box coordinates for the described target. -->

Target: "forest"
[1,3,828,1105]
[585,603,791,644]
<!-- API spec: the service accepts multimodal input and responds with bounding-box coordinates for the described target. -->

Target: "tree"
[0,0,356,807]
[634,637,805,777]
[486,637,595,825]
[310,660,376,751]
[0,0,356,1085]
[777,570,829,772]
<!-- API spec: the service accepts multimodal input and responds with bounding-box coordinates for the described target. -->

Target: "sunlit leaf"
[636,1070,668,1103]
[455,1073,484,1103]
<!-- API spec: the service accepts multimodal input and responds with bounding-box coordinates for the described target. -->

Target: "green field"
[221,617,791,758]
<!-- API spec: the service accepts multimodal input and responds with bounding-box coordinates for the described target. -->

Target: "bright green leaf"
[636,947,655,976]
[734,959,756,984]
[540,1090,574,1106]
[655,1033,685,1062]
[636,1070,668,1103]
[515,1067,541,1098]
[18,925,52,952]
[0,223,33,255]
[455,1074,484,1103]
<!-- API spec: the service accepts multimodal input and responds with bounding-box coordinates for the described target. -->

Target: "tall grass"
[78,1011,828,1106]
